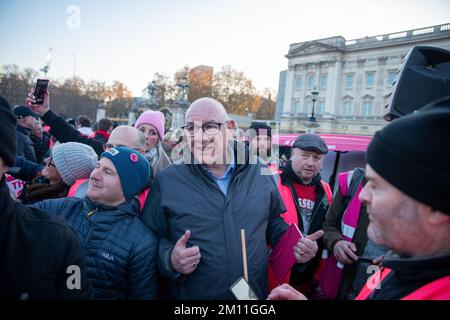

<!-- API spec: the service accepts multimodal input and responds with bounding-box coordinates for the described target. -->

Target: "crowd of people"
[1,64,449,300]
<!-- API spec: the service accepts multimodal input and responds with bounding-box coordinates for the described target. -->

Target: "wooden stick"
[241,229,248,282]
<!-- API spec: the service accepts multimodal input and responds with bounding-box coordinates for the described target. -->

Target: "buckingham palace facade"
[275,23,450,135]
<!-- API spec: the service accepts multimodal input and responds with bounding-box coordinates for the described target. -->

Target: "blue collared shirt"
[205,161,236,196]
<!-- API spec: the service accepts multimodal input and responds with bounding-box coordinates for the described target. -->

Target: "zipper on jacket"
[83,208,97,249]
[287,183,305,232]
[309,194,325,234]
[225,171,242,205]
[306,184,328,235]
[87,208,98,217]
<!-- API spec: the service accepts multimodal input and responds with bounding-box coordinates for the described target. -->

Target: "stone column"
[376,56,389,116]
[282,67,295,115]
[96,104,105,122]
[280,67,295,132]
[330,54,343,117]
[171,106,186,130]
[128,109,137,126]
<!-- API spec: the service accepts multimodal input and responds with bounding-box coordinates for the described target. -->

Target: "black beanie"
[367,96,450,215]
[0,96,18,166]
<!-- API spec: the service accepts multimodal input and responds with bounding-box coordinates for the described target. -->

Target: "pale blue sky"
[1,0,449,96]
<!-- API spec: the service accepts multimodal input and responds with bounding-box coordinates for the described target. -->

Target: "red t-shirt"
[293,182,317,235]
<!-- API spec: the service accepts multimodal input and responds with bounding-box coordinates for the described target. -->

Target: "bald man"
[105,126,146,153]
[141,97,320,300]
[28,92,145,157]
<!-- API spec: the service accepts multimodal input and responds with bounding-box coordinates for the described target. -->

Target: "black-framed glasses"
[181,122,225,136]
[46,157,56,168]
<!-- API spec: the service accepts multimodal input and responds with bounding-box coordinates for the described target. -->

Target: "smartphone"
[33,79,49,104]
[230,277,259,300]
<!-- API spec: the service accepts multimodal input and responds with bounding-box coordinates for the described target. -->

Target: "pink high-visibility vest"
[316,170,363,299]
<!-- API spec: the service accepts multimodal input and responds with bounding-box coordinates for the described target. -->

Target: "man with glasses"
[141,97,320,299]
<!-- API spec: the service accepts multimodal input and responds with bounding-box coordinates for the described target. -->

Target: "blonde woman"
[134,110,171,177]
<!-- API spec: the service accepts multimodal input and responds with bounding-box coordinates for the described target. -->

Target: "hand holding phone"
[26,79,50,115]
[33,79,49,104]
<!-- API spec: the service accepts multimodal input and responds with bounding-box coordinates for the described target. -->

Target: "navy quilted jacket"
[33,197,158,299]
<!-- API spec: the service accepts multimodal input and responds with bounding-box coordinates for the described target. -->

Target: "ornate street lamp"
[306,87,320,131]
[309,87,319,122]
[172,77,190,129]
[147,80,159,109]
[176,76,190,107]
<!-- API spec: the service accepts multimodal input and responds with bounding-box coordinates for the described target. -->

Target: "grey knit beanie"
[51,142,98,186]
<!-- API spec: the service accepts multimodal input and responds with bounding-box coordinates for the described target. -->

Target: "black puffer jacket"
[33,196,159,299]
[0,176,92,299]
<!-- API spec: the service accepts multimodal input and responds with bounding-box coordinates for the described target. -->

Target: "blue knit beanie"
[100,147,150,200]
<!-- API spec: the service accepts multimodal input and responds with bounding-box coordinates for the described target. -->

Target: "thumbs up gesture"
[170,230,201,275]
[293,230,324,264]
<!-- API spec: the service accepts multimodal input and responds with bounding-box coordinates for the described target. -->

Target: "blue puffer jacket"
[34,197,158,300]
